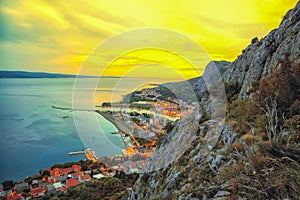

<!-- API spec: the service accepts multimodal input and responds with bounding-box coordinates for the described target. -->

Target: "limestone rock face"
[223,1,300,99]
[193,60,230,94]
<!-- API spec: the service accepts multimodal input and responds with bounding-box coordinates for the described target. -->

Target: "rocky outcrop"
[193,60,230,94]
[223,1,300,99]
[158,60,230,102]
[128,120,237,200]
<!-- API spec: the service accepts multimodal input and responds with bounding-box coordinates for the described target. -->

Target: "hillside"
[129,2,300,199]
[48,173,139,200]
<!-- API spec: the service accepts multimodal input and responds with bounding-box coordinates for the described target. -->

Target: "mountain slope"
[129,2,300,200]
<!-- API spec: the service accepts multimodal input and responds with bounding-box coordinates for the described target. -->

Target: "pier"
[69,151,85,155]
[69,148,98,162]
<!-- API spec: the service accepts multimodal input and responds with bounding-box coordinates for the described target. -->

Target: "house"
[112,166,128,172]
[51,168,60,177]
[72,164,81,173]
[41,175,49,182]
[32,179,42,184]
[60,167,72,176]
[48,176,56,183]
[129,168,139,174]
[55,175,68,183]
[6,193,24,200]
[66,178,80,188]
[14,182,30,193]
[39,182,51,190]
[84,170,92,174]
[31,187,45,198]
[92,174,105,179]
[79,174,91,182]
[71,172,83,179]
[46,184,56,195]
[53,182,64,192]
[102,171,109,176]
[0,189,12,198]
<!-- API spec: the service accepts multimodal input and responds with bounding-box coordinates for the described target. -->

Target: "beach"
[95,111,131,133]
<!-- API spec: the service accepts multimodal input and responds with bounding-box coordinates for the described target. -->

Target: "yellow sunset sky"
[0,0,298,80]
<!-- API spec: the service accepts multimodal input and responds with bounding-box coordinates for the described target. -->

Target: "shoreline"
[95,110,130,148]
[95,110,129,133]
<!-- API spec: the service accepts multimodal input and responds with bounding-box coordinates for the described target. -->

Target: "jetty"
[69,150,85,155]
[69,148,98,162]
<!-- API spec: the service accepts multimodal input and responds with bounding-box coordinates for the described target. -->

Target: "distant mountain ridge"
[0,70,120,78]
[158,60,231,101]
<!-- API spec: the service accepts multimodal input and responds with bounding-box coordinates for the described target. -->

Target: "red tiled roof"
[102,171,108,176]
[66,178,80,188]
[80,174,91,180]
[31,187,44,194]
[31,187,44,195]
[7,193,24,200]
[51,168,60,176]
[72,172,82,178]
[72,165,81,172]
[61,167,72,175]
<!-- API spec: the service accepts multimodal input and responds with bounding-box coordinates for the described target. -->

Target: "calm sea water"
[0,78,140,181]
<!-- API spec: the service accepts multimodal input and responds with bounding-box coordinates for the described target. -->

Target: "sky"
[0,0,298,80]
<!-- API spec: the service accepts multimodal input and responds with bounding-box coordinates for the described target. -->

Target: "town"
[0,87,196,200]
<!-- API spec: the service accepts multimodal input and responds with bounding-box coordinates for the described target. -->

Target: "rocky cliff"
[128,2,300,200]
[223,1,300,99]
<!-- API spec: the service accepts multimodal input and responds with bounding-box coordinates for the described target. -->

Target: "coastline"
[95,110,131,148]
[95,110,130,133]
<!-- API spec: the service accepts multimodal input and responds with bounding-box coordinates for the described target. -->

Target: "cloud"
[0,0,298,80]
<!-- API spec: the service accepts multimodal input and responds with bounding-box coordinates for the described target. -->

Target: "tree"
[81,164,88,171]
[163,121,175,133]
[42,170,51,177]
[3,180,14,190]
[224,82,241,102]
[102,102,111,107]
[257,59,300,115]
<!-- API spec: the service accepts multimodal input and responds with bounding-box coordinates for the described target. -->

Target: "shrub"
[228,99,263,134]
[257,59,300,116]
[224,82,241,102]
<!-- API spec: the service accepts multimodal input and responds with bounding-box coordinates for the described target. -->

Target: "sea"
[0,77,160,181]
